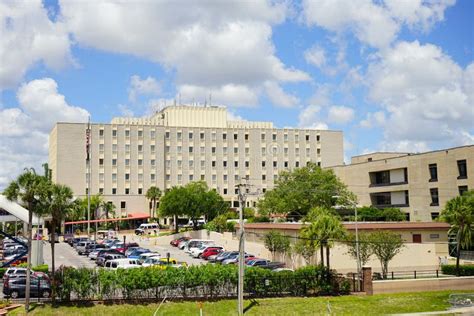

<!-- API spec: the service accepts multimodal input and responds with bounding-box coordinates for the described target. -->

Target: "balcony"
[369,168,408,188]
[369,181,408,188]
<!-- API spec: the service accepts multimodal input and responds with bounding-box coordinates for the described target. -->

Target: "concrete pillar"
[363,266,373,295]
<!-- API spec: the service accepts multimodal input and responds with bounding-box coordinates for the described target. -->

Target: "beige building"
[331,145,474,222]
[49,105,344,219]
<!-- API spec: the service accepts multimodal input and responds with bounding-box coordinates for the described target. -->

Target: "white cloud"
[264,82,299,108]
[298,104,322,127]
[301,0,454,49]
[118,104,134,117]
[0,78,89,189]
[60,0,310,107]
[178,84,259,108]
[308,84,332,107]
[304,45,326,68]
[360,111,386,128]
[328,106,355,124]
[227,111,246,121]
[128,75,161,102]
[368,41,474,147]
[0,1,72,90]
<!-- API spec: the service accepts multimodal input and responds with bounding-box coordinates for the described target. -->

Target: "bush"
[441,264,474,276]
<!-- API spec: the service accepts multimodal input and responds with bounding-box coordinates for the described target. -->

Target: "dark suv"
[3,273,51,299]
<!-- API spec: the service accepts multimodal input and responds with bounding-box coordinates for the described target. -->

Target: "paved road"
[43,241,96,269]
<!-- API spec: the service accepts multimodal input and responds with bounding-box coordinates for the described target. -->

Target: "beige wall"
[332,146,474,221]
[372,276,474,294]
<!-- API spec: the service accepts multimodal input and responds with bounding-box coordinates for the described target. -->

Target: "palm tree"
[44,183,74,299]
[3,168,48,312]
[301,207,346,269]
[441,191,474,276]
[146,186,162,219]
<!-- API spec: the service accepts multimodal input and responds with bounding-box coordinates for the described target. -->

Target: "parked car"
[97,253,125,267]
[141,256,163,267]
[76,241,96,255]
[201,247,224,260]
[191,245,224,258]
[2,267,31,282]
[170,237,190,247]
[93,249,123,261]
[72,237,90,249]
[246,259,285,269]
[184,239,214,253]
[128,248,152,259]
[222,253,254,265]
[63,233,74,243]
[3,273,51,299]
[177,240,189,250]
[104,258,140,270]
[84,243,108,255]
[115,242,140,253]
[135,223,159,235]
[138,252,161,264]
[214,251,239,263]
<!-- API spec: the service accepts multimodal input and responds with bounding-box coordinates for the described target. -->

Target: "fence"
[373,270,448,280]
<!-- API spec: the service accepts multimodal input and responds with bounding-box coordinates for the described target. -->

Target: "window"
[317,148,321,155]
[189,132,193,139]
[201,174,205,180]
[201,160,205,168]
[99,158,104,165]
[150,145,155,152]
[457,159,467,179]
[189,175,194,181]
[165,131,170,139]
[112,130,117,137]
[223,161,227,167]
[295,161,300,168]
[306,148,310,156]
[284,148,288,156]
[273,161,277,168]
[138,159,143,166]
[212,161,216,168]
[245,148,250,155]
[429,164,438,182]
[112,144,117,152]
[235,175,240,181]
[284,161,288,168]
[430,188,439,206]
[223,147,228,155]
[165,146,170,153]
[112,188,117,195]
[212,147,216,154]
[430,213,440,221]
[138,145,143,152]
[177,132,182,140]
[212,175,217,182]
[272,134,277,141]
[295,148,299,156]
[374,171,390,185]
[316,135,320,142]
[245,161,249,168]
[121,201,126,209]
[189,146,194,153]
[295,134,299,142]
[138,174,143,181]
[112,159,117,166]
[223,188,228,195]
[177,146,182,154]
[262,175,266,181]
[284,134,288,142]
[234,161,239,167]
[177,160,182,168]
[245,134,249,141]
[262,161,266,167]
[125,188,130,195]
[165,160,171,168]
[99,173,104,181]
[235,188,239,195]
[112,173,117,181]
[125,158,130,166]
[261,133,265,141]
[189,160,194,167]
[178,175,182,182]
[166,175,171,181]
[459,185,468,196]
[99,188,104,194]
[99,144,104,152]
[151,159,155,166]
[125,173,130,180]
[138,130,143,137]
[150,174,155,181]
[234,147,238,154]
[150,130,155,138]
[200,146,205,153]
[200,132,205,140]
[212,132,216,141]
[234,133,238,140]
[223,175,228,181]
[125,144,130,152]
[223,133,227,140]
[261,148,266,156]
[125,130,130,137]
[138,188,143,195]
[305,134,309,141]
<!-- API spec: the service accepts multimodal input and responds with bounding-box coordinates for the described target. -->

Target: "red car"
[170,237,190,247]
[201,247,224,260]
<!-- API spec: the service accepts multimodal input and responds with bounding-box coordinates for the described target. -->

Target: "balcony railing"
[369,181,408,188]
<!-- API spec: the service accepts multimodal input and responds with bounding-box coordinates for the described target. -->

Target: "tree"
[159,186,188,233]
[354,206,406,222]
[441,190,474,275]
[263,231,290,261]
[344,232,373,267]
[257,162,355,219]
[300,207,346,269]
[43,183,74,300]
[294,239,317,265]
[3,168,48,312]
[368,230,404,279]
[146,186,162,219]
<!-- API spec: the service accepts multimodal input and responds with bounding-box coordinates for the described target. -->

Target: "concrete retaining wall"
[373,276,474,294]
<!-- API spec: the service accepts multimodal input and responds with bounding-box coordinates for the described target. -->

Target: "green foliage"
[204,214,235,233]
[294,239,317,265]
[354,206,406,221]
[263,231,290,260]
[257,162,356,218]
[369,230,405,279]
[247,216,271,223]
[52,264,346,301]
[146,186,162,219]
[441,264,474,276]
[344,232,373,267]
[243,208,255,219]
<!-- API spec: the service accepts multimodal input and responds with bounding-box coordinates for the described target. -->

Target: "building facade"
[331,145,474,222]
[49,105,344,218]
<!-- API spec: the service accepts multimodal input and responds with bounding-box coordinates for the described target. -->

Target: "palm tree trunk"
[25,207,33,313]
[456,229,461,276]
[320,243,324,268]
[326,244,330,269]
[174,215,178,233]
[51,219,56,303]
[153,199,157,219]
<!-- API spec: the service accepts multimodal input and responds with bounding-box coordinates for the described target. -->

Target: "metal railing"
[372,270,448,280]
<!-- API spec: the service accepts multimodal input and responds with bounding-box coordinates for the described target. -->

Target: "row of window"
[99,172,280,183]
[100,129,321,142]
[95,185,267,197]
[429,185,469,206]
[429,159,468,182]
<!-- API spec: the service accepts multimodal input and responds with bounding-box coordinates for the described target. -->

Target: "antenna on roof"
[209,92,212,106]
[178,93,181,106]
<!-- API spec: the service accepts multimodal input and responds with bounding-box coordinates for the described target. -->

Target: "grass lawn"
[9,290,473,316]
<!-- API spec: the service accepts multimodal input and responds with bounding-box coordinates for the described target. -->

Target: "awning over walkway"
[64,213,150,225]
[0,195,44,225]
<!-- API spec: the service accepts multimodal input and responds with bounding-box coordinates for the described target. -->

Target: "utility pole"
[236,183,246,316]
[86,118,91,239]
[354,202,361,291]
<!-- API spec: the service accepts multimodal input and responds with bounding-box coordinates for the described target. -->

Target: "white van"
[104,258,140,270]
[187,218,206,227]
[184,239,214,253]
[135,223,159,235]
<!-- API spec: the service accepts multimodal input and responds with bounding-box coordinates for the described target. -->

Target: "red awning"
[64,213,150,225]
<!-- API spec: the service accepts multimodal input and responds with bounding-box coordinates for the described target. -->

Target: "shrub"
[441,264,474,276]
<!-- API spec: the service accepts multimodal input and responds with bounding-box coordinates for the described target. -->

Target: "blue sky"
[0,0,473,188]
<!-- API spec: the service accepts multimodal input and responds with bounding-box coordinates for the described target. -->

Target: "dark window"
[99,158,104,165]
[458,185,468,196]
[245,161,249,168]
[429,164,438,182]
[99,129,104,136]
[189,132,193,139]
[305,135,309,141]
[272,134,277,141]
[457,159,467,179]
[273,161,277,168]
[375,171,390,185]
[431,212,439,220]
[375,193,391,206]
[99,188,104,194]
[125,188,130,195]
[261,134,265,141]
[112,130,117,137]
[234,188,239,195]
[120,201,126,209]
[223,133,227,140]
[295,161,300,167]
[138,188,143,195]
[317,161,321,167]
[412,234,422,243]
[165,131,170,139]
[223,188,228,195]
[284,161,288,168]
[212,161,216,167]
[234,161,238,167]
[223,161,227,167]
[262,161,266,167]
[112,188,116,195]
[368,158,372,162]
[234,133,238,140]
[125,173,130,180]
[189,147,193,153]
[200,132,205,140]
[316,135,320,141]
[245,134,249,141]
[405,190,410,206]
[233,201,239,207]
[430,188,439,206]
[212,147,216,153]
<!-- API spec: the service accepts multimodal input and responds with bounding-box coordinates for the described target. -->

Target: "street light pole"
[237,183,246,316]
[354,202,361,291]
[86,118,91,239]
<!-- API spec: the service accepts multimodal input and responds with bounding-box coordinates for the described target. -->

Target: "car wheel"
[42,290,51,298]
[10,291,19,299]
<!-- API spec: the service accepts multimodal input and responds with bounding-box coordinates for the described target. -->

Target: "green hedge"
[441,264,474,276]
[53,264,347,301]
